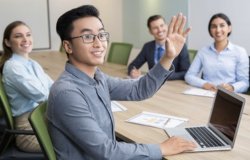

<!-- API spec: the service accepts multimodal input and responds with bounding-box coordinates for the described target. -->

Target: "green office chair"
[188,49,198,63]
[59,43,66,54]
[29,101,56,160]
[0,75,44,159]
[107,42,133,65]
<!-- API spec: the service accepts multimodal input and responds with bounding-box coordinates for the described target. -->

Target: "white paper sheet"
[183,87,215,98]
[111,101,127,112]
[126,111,188,129]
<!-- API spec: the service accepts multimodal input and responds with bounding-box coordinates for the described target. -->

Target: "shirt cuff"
[231,83,248,93]
[146,144,162,160]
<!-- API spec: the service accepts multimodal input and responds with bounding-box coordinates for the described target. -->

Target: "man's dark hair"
[147,15,165,29]
[56,5,103,41]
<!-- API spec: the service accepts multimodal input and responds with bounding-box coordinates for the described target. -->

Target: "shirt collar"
[155,42,165,50]
[12,53,31,65]
[209,41,233,52]
[65,62,99,85]
[227,41,234,50]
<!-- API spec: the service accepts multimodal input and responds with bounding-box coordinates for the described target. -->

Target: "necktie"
[156,47,164,63]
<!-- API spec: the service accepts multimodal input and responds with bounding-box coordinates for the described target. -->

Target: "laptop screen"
[209,87,244,142]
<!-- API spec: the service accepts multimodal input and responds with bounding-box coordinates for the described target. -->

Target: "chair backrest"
[107,42,133,65]
[188,49,197,63]
[0,75,44,159]
[0,97,14,154]
[0,75,15,153]
[0,75,14,129]
[59,43,66,54]
[29,101,56,160]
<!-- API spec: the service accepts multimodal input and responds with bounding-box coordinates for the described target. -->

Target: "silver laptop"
[165,86,245,152]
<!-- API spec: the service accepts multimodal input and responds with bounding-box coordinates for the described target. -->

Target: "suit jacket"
[128,40,190,80]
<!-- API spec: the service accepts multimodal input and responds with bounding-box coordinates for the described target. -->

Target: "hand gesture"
[165,13,191,59]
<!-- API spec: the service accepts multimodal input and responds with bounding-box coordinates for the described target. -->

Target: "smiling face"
[149,18,167,43]
[4,24,33,55]
[209,17,232,43]
[64,16,108,75]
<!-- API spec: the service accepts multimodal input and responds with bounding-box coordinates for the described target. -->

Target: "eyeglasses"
[70,32,110,43]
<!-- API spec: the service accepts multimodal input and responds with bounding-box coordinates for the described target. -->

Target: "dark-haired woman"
[185,13,249,93]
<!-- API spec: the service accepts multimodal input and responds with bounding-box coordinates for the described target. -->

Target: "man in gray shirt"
[47,5,196,160]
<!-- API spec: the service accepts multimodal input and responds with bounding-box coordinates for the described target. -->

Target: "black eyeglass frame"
[69,32,110,44]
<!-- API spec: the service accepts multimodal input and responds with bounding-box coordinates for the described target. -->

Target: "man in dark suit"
[128,15,190,80]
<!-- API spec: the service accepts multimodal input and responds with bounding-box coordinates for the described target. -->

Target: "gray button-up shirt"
[47,62,174,160]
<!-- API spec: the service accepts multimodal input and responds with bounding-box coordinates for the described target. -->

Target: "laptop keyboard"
[186,127,226,148]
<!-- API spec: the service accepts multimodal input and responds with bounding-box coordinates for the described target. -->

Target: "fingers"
[183,27,191,38]
[168,13,190,37]
[174,13,184,33]
[170,13,185,34]
[167,15,177,36]
[161,136,197,156]
[203,82,217,91]
[219,83,234,92]
[130,68,141,79]
[174,136,197,148]
[177,14,186,33]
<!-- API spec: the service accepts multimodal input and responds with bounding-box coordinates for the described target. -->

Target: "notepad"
[126,111,188,129]
[183,87,215,98]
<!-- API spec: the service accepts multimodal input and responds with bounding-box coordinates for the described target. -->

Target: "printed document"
[126,111,188,129]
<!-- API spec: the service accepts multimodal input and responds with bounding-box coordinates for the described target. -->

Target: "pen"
[163,118,171,127]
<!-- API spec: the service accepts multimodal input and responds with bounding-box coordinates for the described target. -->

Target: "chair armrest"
[5,128,34,135]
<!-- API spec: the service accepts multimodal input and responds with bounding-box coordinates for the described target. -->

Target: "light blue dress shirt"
[2,53,53,117]
[185,42,249,93]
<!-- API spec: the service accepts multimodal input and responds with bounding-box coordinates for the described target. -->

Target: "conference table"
[31,51,250,160]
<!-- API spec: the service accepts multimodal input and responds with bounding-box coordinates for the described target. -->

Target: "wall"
[123,0,188,49]
[48,0,122,51]
[0,0,50,50]
[49,0,92,51]
[92,0,123,43]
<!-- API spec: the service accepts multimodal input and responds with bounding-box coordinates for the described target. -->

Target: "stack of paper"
[126,111,188,129]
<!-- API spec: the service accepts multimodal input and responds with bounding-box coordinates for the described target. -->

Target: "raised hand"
[165,13,191,59]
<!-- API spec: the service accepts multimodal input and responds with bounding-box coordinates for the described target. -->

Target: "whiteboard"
[0,0,50,50]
